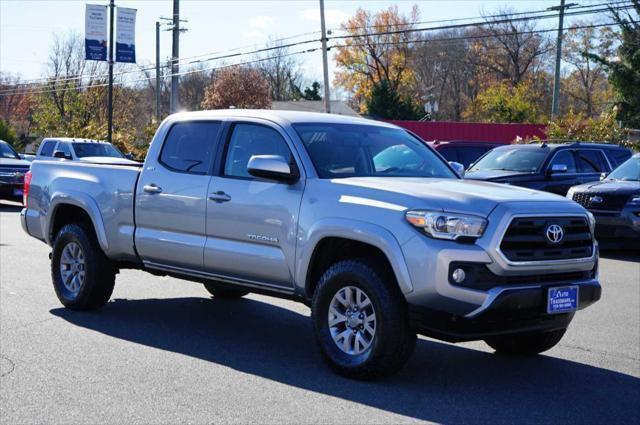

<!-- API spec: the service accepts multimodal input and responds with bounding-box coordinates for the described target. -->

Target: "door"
[135,121,221,270]
[544,150,580,195]
[576,149,609,185]
[204,121,304,289]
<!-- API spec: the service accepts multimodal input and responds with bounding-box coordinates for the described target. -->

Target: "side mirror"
[449,161,465,177]
[53,150,71,160]
[548,164,568,175]
[600,172,608,181]
[247,155,299,183]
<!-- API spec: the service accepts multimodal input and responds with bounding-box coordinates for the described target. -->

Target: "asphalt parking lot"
[1,201,638,424]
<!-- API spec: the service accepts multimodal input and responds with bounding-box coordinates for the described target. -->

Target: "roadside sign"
[85,4,108,61]
[116,7,137,63]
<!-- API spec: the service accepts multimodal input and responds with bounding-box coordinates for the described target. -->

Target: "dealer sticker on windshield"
[547,286,579,314]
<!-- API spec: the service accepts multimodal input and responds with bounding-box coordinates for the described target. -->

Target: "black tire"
[485,328,567,355]
[51,223,116,310]
[311,259,416,380]
[203,281,249,299]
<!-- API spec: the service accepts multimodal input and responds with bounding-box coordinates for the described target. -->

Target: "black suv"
[0,140,31,203]
[464,142,632,195]
[568,153,640,246]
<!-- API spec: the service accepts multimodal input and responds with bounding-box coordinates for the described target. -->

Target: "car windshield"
[72,142,123,158]
[293,123,456,179]
[606,156,640,181]
[0,142,20,159]
[468,148,548,173]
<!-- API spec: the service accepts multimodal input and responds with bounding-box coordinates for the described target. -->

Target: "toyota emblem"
[545,224,564,244]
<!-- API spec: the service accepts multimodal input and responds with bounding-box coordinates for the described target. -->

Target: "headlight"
[566,187,576,199]
[586,211,596,234]
[628,195,640,205]
[405,210,487,240]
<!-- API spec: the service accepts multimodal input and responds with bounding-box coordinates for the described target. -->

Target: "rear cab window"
[38,141,57,157]
[159,121,221,174]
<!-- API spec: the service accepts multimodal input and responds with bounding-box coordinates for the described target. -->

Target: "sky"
[0,0,608,91]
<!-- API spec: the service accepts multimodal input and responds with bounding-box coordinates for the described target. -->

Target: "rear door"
[203,120,305,290]
[135,121,221,271]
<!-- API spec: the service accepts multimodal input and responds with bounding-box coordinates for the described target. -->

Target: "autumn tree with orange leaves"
[201,66,271,110]
[334,6,419,116]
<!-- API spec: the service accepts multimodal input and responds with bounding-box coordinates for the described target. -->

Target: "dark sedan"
[568,153,640,246]
[0,140,31,203]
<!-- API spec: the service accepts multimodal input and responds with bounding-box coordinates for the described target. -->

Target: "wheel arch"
[297,219,414,299]
[47,193,109,253]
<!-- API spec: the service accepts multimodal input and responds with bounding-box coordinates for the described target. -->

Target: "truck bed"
[23,159,142,262]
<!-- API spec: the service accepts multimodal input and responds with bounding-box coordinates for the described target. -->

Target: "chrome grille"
[572,192,629,212]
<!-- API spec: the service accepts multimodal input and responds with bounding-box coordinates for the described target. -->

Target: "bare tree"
[257,39,303,101]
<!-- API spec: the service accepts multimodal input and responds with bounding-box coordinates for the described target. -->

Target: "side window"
[159,121,220,174]
[577,149,607,173]
[460,147,491,168]
[57,143,72,156]
[550,150,578,173]
[223,123,292,179]
[437,147,459,163]
[39,141,56,157]
[608,149,631,167]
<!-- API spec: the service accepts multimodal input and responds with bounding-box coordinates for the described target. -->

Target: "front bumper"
[0,181,24,201]
[409,280,601,342]
[592,208,640,241]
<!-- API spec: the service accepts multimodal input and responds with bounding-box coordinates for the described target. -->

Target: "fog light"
[452,268,466,284]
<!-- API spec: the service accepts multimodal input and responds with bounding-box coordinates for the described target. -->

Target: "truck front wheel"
[484,328,567,355]
[311,259,416,380]
[51,223,116,310]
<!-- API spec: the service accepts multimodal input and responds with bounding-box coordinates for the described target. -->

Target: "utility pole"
[319,0,331,113]
[107,0,115,143]
[550,1,576,118]
[170,0,180,113]
[155,21,161,122]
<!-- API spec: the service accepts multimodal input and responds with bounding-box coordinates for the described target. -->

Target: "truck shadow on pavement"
[51,297,639,424]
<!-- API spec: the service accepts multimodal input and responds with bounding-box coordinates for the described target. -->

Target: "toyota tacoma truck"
[21,110,601,379]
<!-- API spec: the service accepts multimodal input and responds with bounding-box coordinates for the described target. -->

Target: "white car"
[35,137,135,162]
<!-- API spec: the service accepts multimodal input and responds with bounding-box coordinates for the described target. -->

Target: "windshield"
[0,141,19,159]
[293,123,456,179]
[468,148,548,173]
[72,143,123,158]
[607,156,640,181]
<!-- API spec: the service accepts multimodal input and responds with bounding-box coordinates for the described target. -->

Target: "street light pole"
[550,0,576,118]
[319,0,331,113]
[155,21,161,122]
[107,0,115,143]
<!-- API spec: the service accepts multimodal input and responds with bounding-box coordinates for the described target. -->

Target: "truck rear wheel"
[311,259,416,380]
[485,328,567,355]
[203,281,249,299]
[51,223,116,310]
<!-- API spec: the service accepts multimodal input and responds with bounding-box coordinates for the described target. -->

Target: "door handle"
[143,184,163,194]
[208,191,231,203]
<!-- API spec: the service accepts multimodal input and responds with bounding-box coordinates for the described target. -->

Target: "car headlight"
[566,187,576,199]
[586,211,596,234]
[405,210,488,240]
[628,195,640,205]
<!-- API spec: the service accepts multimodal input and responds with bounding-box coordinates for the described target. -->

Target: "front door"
[544,150,580,195]
[135,121,221,270]
[204,121,304,290]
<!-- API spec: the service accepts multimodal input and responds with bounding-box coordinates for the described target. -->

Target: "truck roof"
[168,109,397,129]
[42,137,110,144]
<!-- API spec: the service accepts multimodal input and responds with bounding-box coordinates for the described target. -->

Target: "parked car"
[0,139,31,203]
[36,137,132,161]
[22,111,601,379]
[465,142,632,195]
[567,153,640,247]
[429,140,503,170]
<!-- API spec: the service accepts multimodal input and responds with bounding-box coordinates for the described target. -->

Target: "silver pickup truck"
[21,110,601,379]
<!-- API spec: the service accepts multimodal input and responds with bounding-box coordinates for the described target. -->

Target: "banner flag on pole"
[116,7,137,63]
[85,4,108,61]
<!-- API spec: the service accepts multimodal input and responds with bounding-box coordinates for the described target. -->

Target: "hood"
[331,177,568,217]
[464,169,534,181]
[572,179,640,195]
[0,157,31,169]
[78,156,141,166]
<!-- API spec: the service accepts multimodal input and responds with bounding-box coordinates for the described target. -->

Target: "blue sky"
[1,0,605,86]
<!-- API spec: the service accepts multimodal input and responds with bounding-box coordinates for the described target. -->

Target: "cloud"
[301,8,349,27]
[249,16,273,30]
[242,29,265,39]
